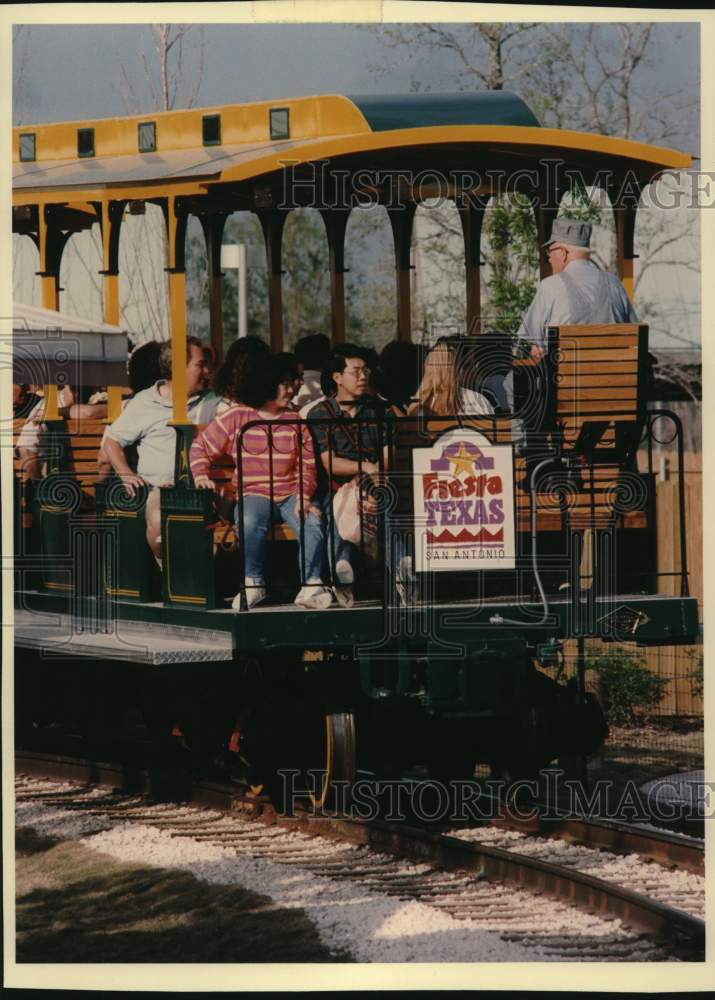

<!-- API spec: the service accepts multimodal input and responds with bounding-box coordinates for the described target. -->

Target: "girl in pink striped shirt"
[190,355,332,610]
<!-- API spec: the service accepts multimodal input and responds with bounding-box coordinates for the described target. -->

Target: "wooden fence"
[562,454,702,717]
[646,455,702,715]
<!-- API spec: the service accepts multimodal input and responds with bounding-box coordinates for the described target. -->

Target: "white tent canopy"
[12,301,130,336]
[11,302,132,386]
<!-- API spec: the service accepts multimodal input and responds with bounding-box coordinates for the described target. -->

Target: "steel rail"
[15,750,704,955]
[490,809,704,875]
[280,812,703,951]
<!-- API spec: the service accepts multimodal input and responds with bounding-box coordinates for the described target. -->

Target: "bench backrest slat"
[547,323,648,460]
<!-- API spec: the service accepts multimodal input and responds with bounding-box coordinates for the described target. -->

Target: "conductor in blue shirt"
[518,218,638,361]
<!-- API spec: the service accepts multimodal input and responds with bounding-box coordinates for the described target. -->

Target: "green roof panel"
[348,91,540,132]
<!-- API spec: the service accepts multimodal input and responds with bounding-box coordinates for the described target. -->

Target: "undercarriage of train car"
[12,325,699,802]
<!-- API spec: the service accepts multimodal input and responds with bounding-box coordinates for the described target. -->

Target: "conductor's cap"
[542,219,592,248]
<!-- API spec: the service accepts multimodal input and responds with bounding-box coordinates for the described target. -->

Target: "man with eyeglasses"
[513,217,638,468]
[514,219,639,588]
[308,344,392,606]
[518,219,637,360]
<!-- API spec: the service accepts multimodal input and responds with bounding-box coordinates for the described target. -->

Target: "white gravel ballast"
[15,778,539,963]
[447,825,705,918]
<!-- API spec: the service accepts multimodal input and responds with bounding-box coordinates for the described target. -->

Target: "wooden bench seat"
[206,398,650,553]
[13,415,107,496]
[20,407,648,542]
[549,324,648,459]
[207,454,296,546]
[512,457,648,530]
[64,419,110,498]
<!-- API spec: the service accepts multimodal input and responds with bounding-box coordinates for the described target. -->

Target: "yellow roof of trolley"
[13,91,691,199]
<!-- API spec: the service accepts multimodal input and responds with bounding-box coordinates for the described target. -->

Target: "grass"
[589,717,703,789]
[15,827,352,963]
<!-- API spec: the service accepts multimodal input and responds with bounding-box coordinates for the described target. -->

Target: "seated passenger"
[14,384,106,480]
[103,336,216,566]
[13,383,43,480]
[96,340,163,480]
[407,339,494,417]
[211,335,272,416]
[374,339,424,414]
[190,354,333,612]
[292,333,330,414]
[308,345,391,607]
[275,352,302,404]
[471,329,514,413]
[13,383,42,419]
[517,219,637,362]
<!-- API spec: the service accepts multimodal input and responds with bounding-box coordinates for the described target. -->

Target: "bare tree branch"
[13,25,33,126]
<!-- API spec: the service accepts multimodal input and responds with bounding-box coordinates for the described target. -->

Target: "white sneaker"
[294,584,334,609]
[398,555,413,577]
[335,559,354,585]
[231,577,266,611]
[397,555,417,607]
[333,559,355,607]
[333,585,355,608]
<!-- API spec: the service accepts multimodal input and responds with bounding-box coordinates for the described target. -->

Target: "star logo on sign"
[449,444,476,477]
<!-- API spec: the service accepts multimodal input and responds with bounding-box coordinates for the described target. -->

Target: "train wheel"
[428,749,477,785]
[303,711,357,810]
[488,757,549,807]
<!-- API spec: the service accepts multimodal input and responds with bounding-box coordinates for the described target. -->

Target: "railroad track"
[14,751,705,961]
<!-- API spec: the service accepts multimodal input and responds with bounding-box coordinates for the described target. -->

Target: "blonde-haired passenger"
[408,339,493,417]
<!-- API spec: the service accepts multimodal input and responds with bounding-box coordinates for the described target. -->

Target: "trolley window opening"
[270,108,290,141]
[19,133,35,162]
[202,114,221,146]
[138,121,157,154]
[77,128,95,158]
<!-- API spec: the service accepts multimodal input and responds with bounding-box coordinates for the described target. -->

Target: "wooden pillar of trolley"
[164,195,192,483]
[388,202,416,342]
[458,195,489,335]
[613,191,639,303]
[321,209,350,344]
[97,199,126,421]
[199,212,228,359]
[37,203,69,420]
[257,208,287,352]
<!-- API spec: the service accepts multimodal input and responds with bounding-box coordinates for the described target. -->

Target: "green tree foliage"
[483,194,539,334]
[583,643,669,725]
[186,215,269,346]
[186,208,397,351]
[344,207,397,350]
[685,648,703,701]
[367,22,699,345]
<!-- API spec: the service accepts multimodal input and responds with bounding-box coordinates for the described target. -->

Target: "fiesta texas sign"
[412,429,515,572]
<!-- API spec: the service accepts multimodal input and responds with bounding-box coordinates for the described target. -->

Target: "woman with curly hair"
[190,353,332,611]
[212,335,272,414]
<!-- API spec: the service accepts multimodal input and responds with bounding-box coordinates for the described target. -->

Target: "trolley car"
[10,91,699,799]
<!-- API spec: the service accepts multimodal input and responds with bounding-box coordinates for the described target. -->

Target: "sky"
[13,22,700,152]
[9,18,703,349]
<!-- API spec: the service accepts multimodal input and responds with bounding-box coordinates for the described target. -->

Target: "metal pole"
[238,243,247,339]
[221,242,249,343]
[577,634,588,793]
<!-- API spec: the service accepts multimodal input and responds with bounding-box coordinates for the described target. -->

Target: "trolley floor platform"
[13,590,699,663]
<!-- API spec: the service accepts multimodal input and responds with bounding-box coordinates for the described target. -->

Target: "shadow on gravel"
[15,828,350,963]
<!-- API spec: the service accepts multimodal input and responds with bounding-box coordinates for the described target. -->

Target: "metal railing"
[225,406,690,615]
[233,414,394,610]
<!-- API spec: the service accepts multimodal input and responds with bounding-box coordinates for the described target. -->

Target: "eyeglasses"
[547,245,568,258]
[344,366,370,378]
